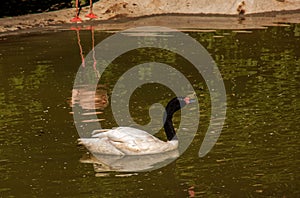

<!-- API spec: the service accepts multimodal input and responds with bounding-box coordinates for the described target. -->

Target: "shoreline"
[1,12,300,37]
[0,0,300,37]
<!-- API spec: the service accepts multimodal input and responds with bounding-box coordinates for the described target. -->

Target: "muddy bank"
[94,0,300,17]
[0,0,300,35]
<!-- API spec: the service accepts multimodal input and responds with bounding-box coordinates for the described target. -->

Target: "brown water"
[0,24,299,197]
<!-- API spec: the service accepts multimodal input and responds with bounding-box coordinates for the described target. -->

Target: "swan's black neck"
[163,97,187,141]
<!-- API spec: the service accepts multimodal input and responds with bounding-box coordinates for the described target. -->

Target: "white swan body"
[79,127,178,155]
[78,96,195,156]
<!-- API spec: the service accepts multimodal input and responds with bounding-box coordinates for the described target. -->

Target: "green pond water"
[0,24,299,197]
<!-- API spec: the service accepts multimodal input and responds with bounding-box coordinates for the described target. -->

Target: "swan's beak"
[189,99,196,103]
[184,97,196,104]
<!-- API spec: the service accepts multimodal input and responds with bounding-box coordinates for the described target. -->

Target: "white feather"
[78,127,178,155]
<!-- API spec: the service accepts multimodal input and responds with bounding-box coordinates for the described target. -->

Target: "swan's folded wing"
[85,127,177,155]
[92,127,156,141]
[78,138,125,155]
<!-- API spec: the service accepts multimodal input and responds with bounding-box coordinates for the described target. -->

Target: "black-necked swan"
[78,96,195,155]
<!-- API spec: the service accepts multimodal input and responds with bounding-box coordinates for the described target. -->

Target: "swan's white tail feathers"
[92,129,110,135]
[78,138,125,155]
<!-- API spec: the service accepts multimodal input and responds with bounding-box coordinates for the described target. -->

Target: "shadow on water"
[0,23,299,197]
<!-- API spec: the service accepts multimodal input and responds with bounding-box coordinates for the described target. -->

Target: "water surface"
[0,24,299,197]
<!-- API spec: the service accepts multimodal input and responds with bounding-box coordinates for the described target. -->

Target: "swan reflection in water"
[80,149,179,173]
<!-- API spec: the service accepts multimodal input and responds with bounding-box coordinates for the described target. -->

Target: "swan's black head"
[165,96,196,116]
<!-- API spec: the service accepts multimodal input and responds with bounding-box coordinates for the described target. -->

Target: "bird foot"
[70,16,83,23]
[85,12,98,19]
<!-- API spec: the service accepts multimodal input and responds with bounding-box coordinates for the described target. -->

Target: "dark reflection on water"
[0,24,299,197]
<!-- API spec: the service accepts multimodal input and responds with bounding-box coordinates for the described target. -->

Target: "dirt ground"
[0,0,300,36]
